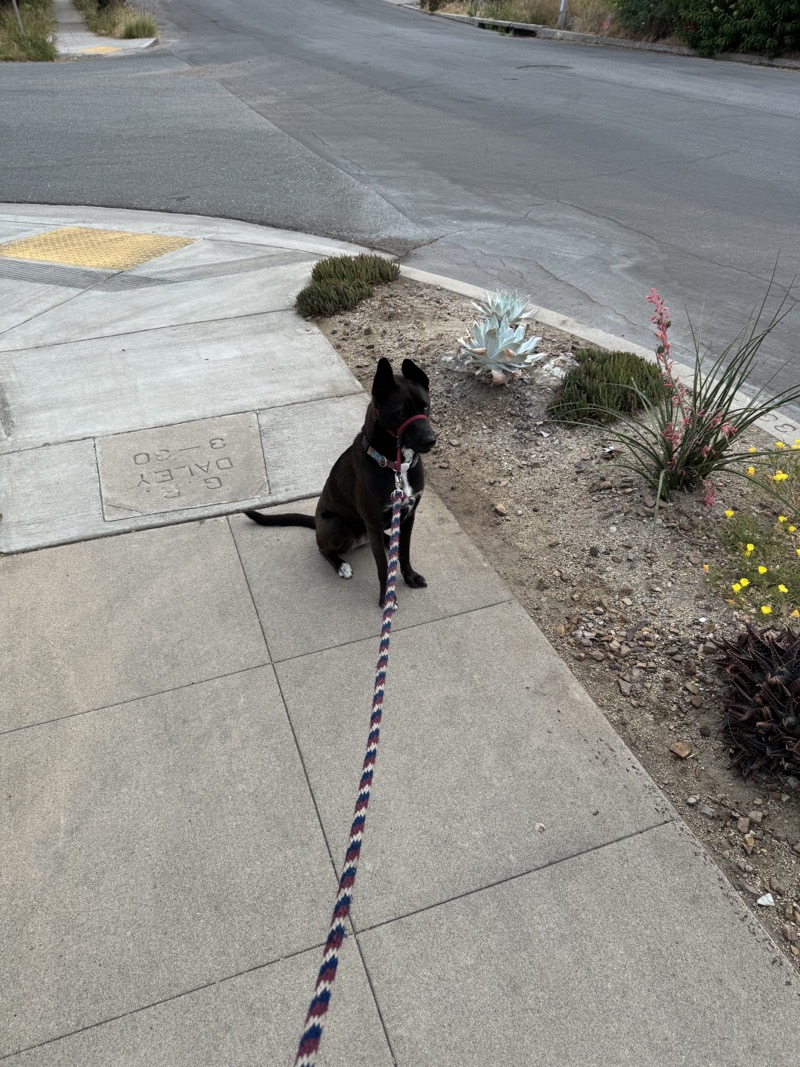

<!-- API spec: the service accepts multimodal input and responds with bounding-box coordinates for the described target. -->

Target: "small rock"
[699,725,712,738]
[686,795,699,806]
[589,546,600,557]
[743,832,756,855]
[684,681,700,695]
[699,805,717,820]
[493,503,507,516]
[737,817,750,834]
[555,624,565,637]
[670,741,692,759]
[783,925,799,943]
[748,810,763,825]
[757,893,775,907]
[590,650,605,662]
[618,679,632,697]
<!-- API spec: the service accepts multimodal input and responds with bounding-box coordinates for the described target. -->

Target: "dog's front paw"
[402,570,427,589]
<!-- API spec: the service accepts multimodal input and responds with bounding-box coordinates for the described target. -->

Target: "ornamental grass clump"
[716,625,800,783]
[458,289,542,385]
[295,254,399,318]
[599,283,800,503]
[547,348,668,424]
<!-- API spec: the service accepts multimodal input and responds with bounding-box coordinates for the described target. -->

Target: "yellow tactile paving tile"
[81,46,123,54]
[0,227,195,271]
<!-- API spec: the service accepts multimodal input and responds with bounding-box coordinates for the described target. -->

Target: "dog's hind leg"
[316,512,363,580]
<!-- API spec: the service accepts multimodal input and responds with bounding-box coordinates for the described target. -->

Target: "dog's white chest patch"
[338,562,353,579]
[399,448,415,500]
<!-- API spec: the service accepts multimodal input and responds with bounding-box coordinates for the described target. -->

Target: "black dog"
[244,358,436,604]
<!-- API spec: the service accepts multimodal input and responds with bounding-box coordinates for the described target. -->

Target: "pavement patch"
[97,413,269,520]
[0,227,194,271]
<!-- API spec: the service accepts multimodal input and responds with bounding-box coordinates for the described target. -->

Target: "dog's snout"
[417,429,437,454]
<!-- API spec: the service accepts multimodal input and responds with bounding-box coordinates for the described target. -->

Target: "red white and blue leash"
[294,479,405,1067]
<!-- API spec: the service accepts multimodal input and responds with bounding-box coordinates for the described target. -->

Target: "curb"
[400,265,800,445]
[423,9,800,71]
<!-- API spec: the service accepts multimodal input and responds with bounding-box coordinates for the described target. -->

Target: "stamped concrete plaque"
[97,413,268,520]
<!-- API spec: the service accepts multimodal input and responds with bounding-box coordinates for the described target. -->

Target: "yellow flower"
[739,578,750,587]
[748,446,757,453]
[724,509,735,518]
[744,543,754,557]
[773,471,788,482]
[779,515,788,523]
[747,466,755,477]
[793,609,800,618]
[789,526,797,533]
[760,605,772,615]
[732,582,742,593]
[778,584,788,594]
[758,566,768,575]
[702,563,709,573]
[796,548,800,557]
[775,441,785,450]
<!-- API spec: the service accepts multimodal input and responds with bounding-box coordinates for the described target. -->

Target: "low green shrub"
[297,255,399,318]
[295,281,373,318]
[310,254,399,288]
[673,0,800,58]
[613,0,676,38]
[547,347,667,423]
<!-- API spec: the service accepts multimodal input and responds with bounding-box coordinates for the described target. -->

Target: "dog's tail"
[243,509,316,529]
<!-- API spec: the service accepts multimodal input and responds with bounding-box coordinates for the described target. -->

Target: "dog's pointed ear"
[401,359,429,390]
[372,358,395,401]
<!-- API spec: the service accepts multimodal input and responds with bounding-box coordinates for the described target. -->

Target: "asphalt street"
[2,0,799,417]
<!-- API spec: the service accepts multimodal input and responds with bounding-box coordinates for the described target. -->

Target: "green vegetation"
[74,0,157,39]
[121,11,156,37]
[0,0,56,61]
[425,0,800,57]
[296,255,400,318]
[547,348,668,424]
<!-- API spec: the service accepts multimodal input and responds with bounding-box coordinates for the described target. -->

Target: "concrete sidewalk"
[1,205,798,1065]
[52,0,156,58]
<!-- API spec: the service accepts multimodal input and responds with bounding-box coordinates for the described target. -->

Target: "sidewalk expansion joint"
[0,304,300,355]
[270,595,516,667]
[0,661,273,738]
[0,940,328,1062]
[352,818,676,939]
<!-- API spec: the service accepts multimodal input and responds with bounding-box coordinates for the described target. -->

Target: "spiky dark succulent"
[717,625,800,782]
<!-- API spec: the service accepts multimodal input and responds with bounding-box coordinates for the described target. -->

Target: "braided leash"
[295,483,405,1067]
